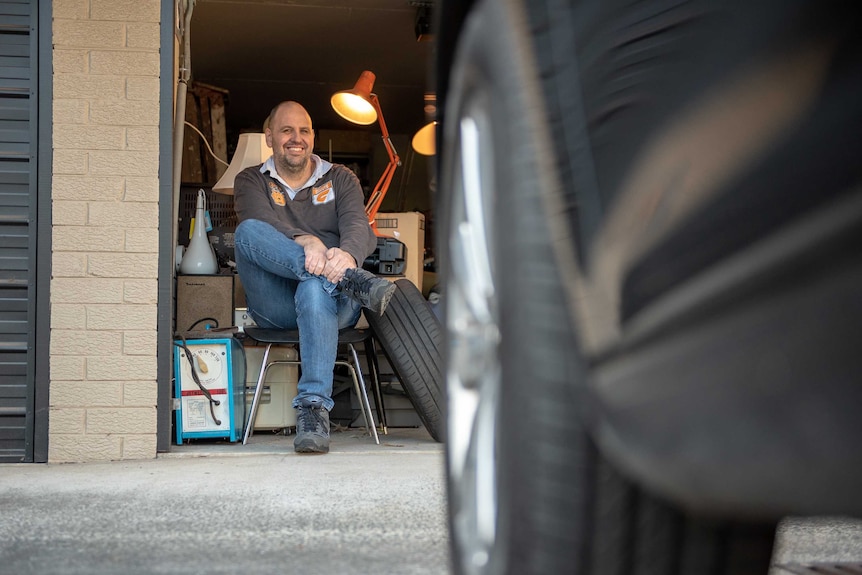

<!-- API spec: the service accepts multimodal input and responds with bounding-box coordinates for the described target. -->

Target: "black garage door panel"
[0,0,38,463]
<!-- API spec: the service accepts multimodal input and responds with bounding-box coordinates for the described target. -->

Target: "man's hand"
[295,235,356,283]
[322,247,356,284]
[295,234,328,276]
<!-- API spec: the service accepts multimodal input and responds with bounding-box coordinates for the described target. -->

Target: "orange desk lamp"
[411,120,437,156]
[331,70,401,234]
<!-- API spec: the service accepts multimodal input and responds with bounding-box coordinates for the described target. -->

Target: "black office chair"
[241,326,387,445]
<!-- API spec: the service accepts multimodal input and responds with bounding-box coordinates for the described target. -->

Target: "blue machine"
[174,337,246,444]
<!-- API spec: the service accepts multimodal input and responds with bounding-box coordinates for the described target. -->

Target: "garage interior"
[172,0,438,440]
[180,0,436,215]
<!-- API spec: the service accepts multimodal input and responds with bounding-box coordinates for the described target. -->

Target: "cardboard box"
[374,212,425,290]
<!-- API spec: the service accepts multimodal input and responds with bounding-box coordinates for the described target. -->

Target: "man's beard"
[277,153,309,176]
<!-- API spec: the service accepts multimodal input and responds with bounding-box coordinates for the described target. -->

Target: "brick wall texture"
[50,0,162,462]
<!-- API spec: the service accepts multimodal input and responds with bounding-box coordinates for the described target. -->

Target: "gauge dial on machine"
[188,345,225,386]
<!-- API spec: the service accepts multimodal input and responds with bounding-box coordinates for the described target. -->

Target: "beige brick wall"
[50,0,162,462]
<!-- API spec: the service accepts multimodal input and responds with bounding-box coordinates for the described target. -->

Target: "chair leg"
[348,343,380,445]
[243,343,272,445]
[364,336,388,434]
[336,362,368,435]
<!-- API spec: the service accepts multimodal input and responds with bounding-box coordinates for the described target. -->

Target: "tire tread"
[366,279,445,442]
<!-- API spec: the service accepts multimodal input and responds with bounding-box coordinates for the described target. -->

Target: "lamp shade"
[212,133,271,195]
[412,121,437,156]
[331,70,378,125]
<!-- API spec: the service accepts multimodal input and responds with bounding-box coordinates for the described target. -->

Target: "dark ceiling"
[189,0,436,144]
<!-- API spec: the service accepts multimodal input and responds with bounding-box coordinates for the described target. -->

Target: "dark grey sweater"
[234,162,377,268]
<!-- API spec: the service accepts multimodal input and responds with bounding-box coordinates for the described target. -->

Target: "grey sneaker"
[339,267,396,315]
[294,399,330,454]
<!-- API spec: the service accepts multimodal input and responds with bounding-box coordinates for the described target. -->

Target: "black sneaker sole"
[294,437,330,454]
[373,282,397,315]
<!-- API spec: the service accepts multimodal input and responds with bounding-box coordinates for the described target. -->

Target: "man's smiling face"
[266,102,315,177]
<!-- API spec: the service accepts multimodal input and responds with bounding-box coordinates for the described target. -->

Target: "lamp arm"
[365,95,401,230]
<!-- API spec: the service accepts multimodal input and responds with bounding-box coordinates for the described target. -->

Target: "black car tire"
[365,279,445,442]
[439,1,777,573]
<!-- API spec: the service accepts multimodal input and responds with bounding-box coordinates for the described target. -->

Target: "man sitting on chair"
[233,100,395,454]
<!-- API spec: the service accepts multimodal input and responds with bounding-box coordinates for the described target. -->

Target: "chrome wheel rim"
[445,96,501,574]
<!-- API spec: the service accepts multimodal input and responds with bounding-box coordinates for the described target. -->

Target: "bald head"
[268,101,312,130]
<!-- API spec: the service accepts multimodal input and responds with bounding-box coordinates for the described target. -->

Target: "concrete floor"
[3,424,861,574]
[770,516,862,574]
[0,427,449,575]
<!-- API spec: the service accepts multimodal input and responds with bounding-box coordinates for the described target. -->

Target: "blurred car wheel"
[439,1,778,573]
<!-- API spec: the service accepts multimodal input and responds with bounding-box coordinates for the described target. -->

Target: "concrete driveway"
[3,424,861,575]
[0,427,448,575]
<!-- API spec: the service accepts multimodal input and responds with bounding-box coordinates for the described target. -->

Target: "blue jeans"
[234,219,361,411]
